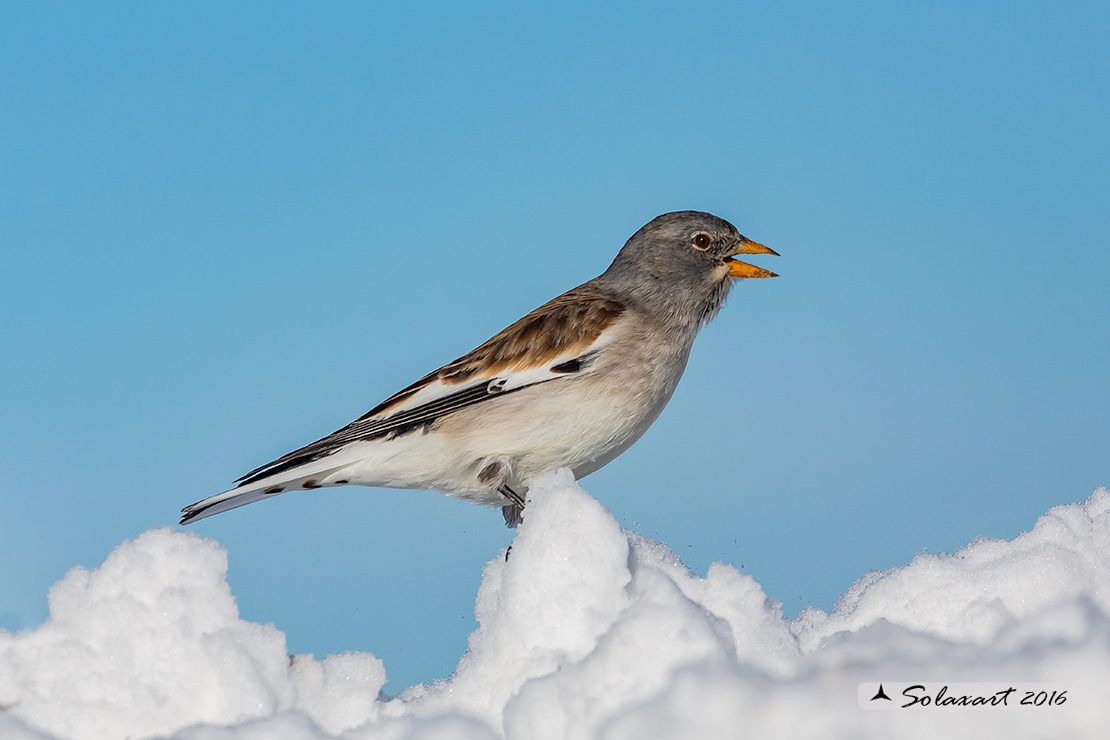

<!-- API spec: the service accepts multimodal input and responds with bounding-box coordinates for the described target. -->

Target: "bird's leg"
[479,459,525,529]
[501,492,524,529]
[498,482,525,508]
[500,485,524,561]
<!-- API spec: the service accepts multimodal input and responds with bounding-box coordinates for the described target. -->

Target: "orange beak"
[725,238,779,279]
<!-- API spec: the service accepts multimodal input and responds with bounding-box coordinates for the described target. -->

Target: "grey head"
[598,210,778,329]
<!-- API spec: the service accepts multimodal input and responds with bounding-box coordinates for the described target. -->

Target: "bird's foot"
[502,502,524,529]
[480,460,525,529]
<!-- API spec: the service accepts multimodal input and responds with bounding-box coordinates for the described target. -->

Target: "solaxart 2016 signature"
[900,685,1067,709]
[859,683,1073,711]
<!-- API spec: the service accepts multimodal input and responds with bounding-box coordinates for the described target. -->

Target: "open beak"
[725,238,779,279]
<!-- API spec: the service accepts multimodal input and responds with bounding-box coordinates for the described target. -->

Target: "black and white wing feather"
[180,284,624,524]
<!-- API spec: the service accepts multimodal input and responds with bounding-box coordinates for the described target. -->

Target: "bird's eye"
[693,233,712,250]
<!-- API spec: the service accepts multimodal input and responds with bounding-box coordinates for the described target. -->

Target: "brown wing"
[233,282,624,486]
[357,281,625,418]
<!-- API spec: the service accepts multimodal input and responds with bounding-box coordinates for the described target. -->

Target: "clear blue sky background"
[2,2,1107,690]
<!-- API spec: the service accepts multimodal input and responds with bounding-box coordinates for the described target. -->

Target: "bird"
[181,211,778,528]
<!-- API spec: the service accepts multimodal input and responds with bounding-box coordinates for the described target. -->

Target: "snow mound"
[2,471,1108,739]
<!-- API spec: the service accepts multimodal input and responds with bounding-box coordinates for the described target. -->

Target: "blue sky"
[2,2,1107,690]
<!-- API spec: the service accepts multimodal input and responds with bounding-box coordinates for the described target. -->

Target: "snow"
[2,470,1109,739]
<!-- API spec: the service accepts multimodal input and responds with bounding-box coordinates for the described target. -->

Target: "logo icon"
[870,684,892,702]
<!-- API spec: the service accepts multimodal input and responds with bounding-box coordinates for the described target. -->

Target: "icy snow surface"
[2,470,1109,739]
